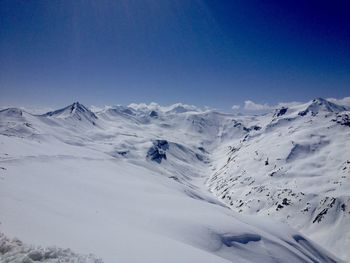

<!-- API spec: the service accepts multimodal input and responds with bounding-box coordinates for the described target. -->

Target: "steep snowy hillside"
[207,98,350,261]
[0,99,348,262]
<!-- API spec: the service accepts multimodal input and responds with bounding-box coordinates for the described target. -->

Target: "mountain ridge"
[0,97,349,262]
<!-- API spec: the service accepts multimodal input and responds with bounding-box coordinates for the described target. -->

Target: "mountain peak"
[44,102,97,123]
[0,108,24,118]
[298,97,346,116]
[69,101,90,114]
[312,97,327,103]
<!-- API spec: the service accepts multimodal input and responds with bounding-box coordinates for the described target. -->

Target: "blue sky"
[1,0,349,110]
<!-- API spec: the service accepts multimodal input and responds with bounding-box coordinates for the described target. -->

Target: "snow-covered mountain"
[0,98,349,262]
[43,101,98,126]
[207,98,350,261]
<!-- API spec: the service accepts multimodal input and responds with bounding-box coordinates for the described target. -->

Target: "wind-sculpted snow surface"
[0,99,348,262]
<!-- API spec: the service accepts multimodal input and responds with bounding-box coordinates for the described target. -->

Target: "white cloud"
[327,97,350,107]
[275,101,302,108]
[231,104,240,110]
[89,105,106,112]
[243,100,302,112]
[128,102,202,113]
[128,102,160,111]
[244,100,272,111]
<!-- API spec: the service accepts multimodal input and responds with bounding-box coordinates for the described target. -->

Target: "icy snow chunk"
[0,232,103,263]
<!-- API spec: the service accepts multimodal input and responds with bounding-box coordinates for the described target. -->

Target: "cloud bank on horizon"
[1,96,349,116]
[230,96,350,113]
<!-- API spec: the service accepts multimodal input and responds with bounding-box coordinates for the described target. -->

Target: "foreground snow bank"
[0,232,102,263]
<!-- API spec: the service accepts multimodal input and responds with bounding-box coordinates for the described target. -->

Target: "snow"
[0,99,348,262]
[0,232,102,263]
[207,99,350,261]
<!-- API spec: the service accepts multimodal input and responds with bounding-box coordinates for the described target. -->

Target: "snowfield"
[0,99,349,262]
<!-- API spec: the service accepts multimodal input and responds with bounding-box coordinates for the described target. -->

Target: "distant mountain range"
[0,97,349,262]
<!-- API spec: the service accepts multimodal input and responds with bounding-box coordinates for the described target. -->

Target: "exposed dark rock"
[117,150,129,156]
[198,147,206,153]
[242,125,262,132]
[298,110,308,116]
[282,198,290,206]
[313,208,328,223]
[147,140,169,163]
[341,204,346,211]
[149,110,158,117]
[147,147,166,163]
[274,107,288,117]
[252,125,262,131]
[154,140,169,150]
[269,171,276,177]
[276,204,284,210]
[313,197,336,223]
[332,113,350,127]
[265,158,269,166]
[195,153,204,161]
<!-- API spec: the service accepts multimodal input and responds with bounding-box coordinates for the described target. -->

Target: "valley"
[0,98,349,262]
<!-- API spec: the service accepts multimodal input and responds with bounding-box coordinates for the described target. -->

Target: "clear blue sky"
[1,0,349,110]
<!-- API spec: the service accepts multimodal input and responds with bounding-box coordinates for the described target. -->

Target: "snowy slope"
[207,98,350,261]
[0,99,348,262]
